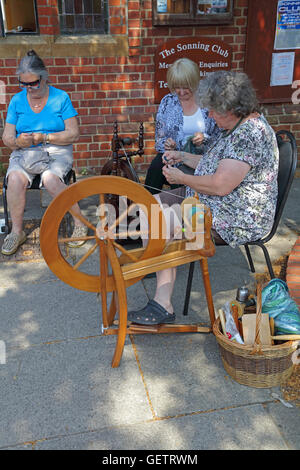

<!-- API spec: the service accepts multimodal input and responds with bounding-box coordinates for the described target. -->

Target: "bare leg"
[42,171,84,226]
[6,171,28,234]
[139,196,181,314]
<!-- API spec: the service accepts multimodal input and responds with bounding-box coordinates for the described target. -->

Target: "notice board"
[154,37,232,103]
[244,0,300,103]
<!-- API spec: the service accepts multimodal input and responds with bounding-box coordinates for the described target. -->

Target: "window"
[0,0,38,35]
[153,0,234,26]
[0,0,109,37]
[58,0,109,35]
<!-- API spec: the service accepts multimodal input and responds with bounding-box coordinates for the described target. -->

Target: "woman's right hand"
[164,137,176,150]
[16,133,34,148]
[162,150,183,166]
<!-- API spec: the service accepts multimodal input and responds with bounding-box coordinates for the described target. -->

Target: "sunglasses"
[19,77,41,89]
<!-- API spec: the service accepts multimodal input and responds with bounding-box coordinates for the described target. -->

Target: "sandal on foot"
[66,225,88,248]
[127,299,175,325]
[1,231,27,256]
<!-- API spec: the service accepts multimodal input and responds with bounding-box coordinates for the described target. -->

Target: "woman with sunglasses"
[1,50,87,256]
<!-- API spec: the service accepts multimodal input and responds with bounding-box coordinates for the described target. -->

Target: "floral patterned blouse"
[155,93,221,153]
[186,115,279,247]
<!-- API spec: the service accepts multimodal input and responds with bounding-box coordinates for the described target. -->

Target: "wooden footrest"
[105,321,212,335]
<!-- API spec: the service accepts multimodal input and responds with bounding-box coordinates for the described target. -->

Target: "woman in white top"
[144,58,220,194]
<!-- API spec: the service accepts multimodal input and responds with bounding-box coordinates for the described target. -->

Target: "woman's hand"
[162,150,183,166]
[16,133,34,148]
[32,133,45,146]
[192,132,205,146]
[162,164,185,185]
[164,137,176,150]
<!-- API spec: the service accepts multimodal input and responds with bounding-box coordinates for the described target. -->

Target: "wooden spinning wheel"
[40,176,216,367]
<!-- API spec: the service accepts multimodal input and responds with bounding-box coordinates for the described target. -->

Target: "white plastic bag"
[223,302,244,344]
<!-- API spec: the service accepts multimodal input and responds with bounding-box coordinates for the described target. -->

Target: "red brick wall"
[0,0,299,175]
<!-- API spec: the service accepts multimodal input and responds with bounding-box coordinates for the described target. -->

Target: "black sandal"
[127,300,175,325]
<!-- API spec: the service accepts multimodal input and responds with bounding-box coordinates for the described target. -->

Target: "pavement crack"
[129,334,157,420]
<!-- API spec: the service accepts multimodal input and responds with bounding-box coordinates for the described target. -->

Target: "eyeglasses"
[19,77,41,89]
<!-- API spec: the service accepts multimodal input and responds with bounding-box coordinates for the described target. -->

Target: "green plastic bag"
[261,278,300,335]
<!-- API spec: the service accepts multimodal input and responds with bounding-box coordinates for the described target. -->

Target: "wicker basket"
[213,284,299,388]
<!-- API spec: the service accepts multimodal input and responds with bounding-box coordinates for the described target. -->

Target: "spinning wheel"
[40,176,216,367]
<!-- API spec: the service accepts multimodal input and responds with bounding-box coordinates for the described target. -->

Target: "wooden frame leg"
[199,258,215,328]
[107,292,117,326]
[106,241,128,368]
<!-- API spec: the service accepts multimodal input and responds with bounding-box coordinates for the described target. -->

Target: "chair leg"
[182,262,195,316]
[257,242,275,279]
[2,177,9,233]
[244,244,255,273]
[245,242,275,279]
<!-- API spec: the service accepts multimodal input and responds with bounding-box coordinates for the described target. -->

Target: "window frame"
[152,0,234,26]
[0,0,39,36]
[58,0,109,36]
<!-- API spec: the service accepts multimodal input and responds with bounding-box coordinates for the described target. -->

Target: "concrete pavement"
[0,177,299,450]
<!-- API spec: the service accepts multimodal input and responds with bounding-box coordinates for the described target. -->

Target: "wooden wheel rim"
[40,176,166,292]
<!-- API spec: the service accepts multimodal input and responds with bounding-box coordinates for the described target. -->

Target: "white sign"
[270,52,295,86]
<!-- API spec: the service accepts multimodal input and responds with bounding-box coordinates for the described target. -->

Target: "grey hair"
[197,71,260,117]
[16,50,48,81]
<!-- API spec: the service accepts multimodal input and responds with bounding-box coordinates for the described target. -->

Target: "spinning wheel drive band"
[40,176,166,293]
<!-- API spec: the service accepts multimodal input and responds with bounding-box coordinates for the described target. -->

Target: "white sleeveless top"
[182,108,206,145]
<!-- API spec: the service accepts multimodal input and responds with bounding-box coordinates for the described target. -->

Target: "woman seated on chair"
[144,57,221,194]
[128,70,279,325]
[1,49,87,256]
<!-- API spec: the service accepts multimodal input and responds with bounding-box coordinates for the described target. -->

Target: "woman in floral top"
[144,58,220,194]
[128,71,279,326]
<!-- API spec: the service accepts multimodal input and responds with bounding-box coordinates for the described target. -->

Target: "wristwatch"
[46,134,51,144]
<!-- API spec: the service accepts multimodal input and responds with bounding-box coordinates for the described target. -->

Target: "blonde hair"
[167,58,200,93]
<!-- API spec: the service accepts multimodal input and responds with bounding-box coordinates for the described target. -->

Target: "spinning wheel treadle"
[40,176,216,367]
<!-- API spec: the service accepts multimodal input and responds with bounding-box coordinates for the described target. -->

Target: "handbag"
[18,148,51,174]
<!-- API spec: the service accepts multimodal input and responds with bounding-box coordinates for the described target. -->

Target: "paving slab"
[0,335,152,449]
[33,404,289,450]
[131,333,277,416]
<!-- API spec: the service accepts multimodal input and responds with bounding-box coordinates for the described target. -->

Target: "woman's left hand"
[162,164,184,185]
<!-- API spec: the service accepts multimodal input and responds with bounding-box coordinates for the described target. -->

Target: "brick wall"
[0,0,299,176]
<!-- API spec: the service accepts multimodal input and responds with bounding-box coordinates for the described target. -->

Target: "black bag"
[176,136,204,175]
[176,162,195,175]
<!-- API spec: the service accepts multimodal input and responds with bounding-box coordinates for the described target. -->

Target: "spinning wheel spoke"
[112,241,139,262]
[72,242,98,270]
[109,202,138,232]
[68,208,97,232]
[58,235,96,244]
